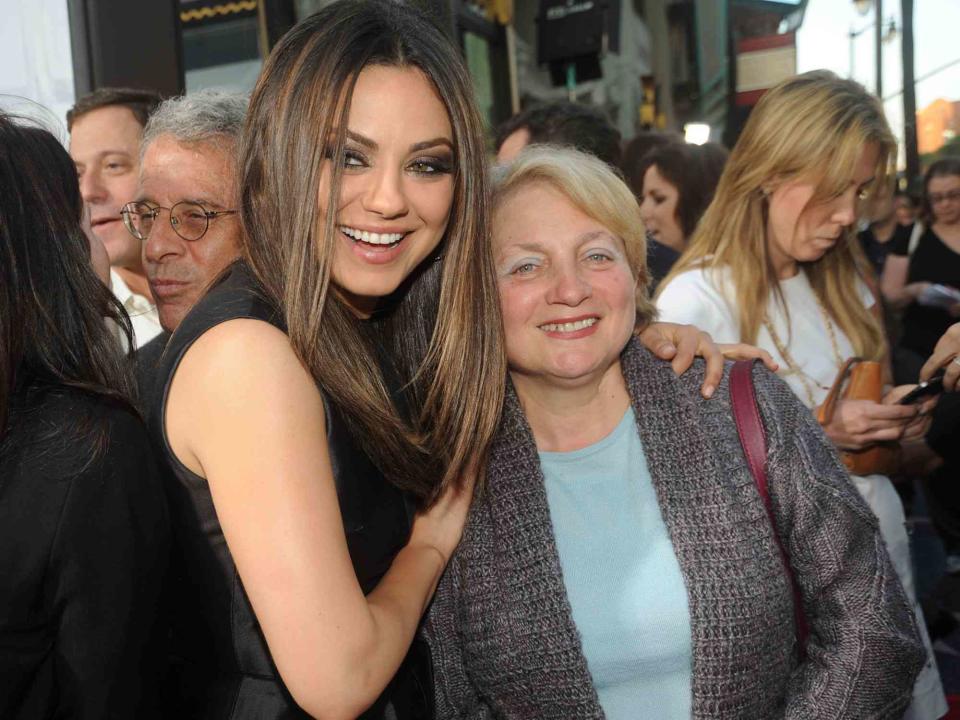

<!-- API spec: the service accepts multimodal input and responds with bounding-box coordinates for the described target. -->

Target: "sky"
[797,0,960,159]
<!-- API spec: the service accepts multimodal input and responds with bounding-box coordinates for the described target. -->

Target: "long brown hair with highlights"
[658,70,892,360]
[238,0,505,503]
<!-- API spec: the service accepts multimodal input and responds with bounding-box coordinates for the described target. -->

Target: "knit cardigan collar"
[475,336,793,717]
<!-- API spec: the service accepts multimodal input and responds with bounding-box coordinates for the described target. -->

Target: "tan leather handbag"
[815,358,901,476]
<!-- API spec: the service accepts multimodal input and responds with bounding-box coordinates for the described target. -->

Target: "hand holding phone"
[898,372,945,405]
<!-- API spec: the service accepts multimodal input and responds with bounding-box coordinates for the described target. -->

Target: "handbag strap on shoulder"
[730,360,768,493]
[729,359,809,654]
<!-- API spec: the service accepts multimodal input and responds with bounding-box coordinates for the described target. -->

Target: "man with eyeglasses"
[68,88,165,348]
[129,90,247,404]
[131,90,246,332]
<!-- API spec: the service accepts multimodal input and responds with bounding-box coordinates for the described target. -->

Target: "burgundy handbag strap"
[729,360,809,654]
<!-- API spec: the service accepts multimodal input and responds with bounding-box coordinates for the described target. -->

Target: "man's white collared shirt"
[110,269,163,350]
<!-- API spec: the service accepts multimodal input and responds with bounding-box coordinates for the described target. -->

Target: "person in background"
[858,184,914,348]
[123,90,246,404]
[0,112,169,719]
[882,158,960,576]
[882,158,960,363]
[494,100,622,167]
[860,184,911,281]
[630,141,728,288]
[68,87,164,349]
[424,144,925,720]
[656,70,947,719]
[896,189,921,226]
[620,129,682,186]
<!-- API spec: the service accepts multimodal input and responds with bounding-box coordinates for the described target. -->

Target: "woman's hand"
[718,343,778,371]
[409,472,476,565]
[883,385,936,441]
[638,323,776,399]
[818,396,919,451]
[921,322,960,391]
[638,323,778,398]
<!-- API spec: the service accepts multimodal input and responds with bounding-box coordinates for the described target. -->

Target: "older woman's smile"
[539,315,600,337]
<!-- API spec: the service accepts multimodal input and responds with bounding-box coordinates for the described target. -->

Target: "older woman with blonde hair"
[657,70,946,719]
[424,143,925,719]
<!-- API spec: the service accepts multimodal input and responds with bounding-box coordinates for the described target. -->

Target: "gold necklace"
[763,292,843,407]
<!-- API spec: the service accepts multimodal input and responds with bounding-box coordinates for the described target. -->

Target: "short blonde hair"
[491,144,657,329]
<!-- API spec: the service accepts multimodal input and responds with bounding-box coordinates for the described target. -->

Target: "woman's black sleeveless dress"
[147,262,432,719]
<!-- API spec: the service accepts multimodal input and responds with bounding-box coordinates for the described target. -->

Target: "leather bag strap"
[729,360,809,654]
[816,357,862,425]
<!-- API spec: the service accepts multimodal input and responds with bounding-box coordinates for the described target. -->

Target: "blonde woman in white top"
[656,70,946,720]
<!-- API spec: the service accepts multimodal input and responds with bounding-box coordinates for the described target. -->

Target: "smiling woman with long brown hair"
[147,3,743,717]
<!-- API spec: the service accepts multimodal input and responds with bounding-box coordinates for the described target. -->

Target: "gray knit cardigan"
[423,338,925,719]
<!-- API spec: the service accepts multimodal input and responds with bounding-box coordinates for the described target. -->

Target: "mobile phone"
[898,372,945,405]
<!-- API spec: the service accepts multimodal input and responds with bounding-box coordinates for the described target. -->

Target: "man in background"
[69,88,164,348]
[494,101,622,167]
[129,90,246,404]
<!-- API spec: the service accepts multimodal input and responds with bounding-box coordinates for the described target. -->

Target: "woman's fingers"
[859,426,909,444]
[636,323,678,360]
[864,400,919,421]
[636,323,723,397]
[671,328,700,377]
[942,361,960,393]
[825,399,917,449]
[902,415,933,442]
[718,343,779,372]
[920,323,960,389]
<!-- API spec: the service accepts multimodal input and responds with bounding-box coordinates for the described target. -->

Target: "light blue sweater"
[539,407,692,720]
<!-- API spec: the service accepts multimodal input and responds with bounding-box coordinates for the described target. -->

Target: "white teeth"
[340,226,404,245]
[539,318,598,333]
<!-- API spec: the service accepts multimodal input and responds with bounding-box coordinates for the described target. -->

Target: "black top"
[891,224,960,355]
[858,222,910,278]
[0,387,170,720]
[646,238,680,293]
[136,330,171,416]
[149,262,431,719]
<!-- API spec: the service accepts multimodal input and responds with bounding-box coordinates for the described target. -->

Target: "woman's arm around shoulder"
[750,367,925,718]
[166,318,467,720]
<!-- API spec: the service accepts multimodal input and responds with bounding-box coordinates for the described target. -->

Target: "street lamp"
[849,0,898,99]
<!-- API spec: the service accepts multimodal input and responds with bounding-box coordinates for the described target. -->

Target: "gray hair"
[140,89,247,161]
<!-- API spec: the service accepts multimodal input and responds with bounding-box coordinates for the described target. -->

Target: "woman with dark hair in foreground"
[0,113,169,719]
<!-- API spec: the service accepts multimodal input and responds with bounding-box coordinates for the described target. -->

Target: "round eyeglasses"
[121,201,237,242]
